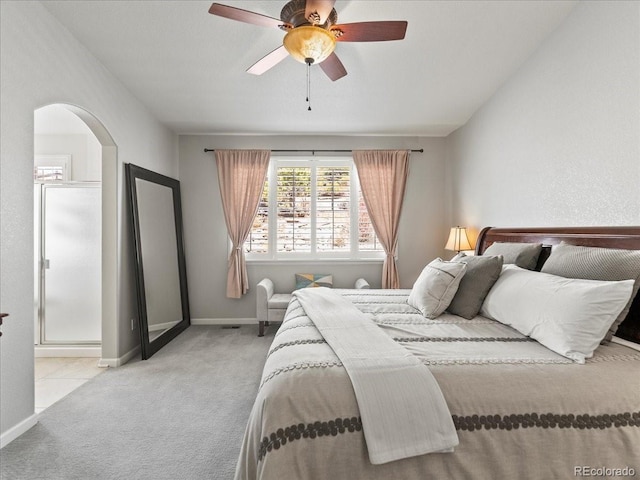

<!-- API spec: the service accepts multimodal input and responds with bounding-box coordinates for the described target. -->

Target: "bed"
[235,227,640,480]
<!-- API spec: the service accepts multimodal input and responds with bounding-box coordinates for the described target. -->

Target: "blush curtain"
[215,149,270,298]
[353,150,409,289]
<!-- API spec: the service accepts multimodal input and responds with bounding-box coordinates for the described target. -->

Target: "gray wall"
[179,135,449,320]
[447,1,640,231]
[0,1,178,441]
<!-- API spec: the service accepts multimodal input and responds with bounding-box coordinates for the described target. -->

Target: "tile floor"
[34,357,105,413]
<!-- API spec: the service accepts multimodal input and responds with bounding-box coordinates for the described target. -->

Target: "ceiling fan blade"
[333,21,408,42]
[305,0,336,25]
[208,3,290,29]
[247,45,289,76]
[319,52,347,81]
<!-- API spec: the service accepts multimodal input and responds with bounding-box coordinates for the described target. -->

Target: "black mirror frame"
[125,163,190,360]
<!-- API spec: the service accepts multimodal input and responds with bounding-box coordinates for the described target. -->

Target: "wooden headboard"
[475,226,640,344]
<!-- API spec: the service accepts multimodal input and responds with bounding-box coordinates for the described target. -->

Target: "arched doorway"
[33,104,117,370]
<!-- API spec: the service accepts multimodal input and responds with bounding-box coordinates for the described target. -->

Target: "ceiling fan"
[208,0,408,81]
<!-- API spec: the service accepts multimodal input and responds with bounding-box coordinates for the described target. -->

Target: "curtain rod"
[203,148,423,154]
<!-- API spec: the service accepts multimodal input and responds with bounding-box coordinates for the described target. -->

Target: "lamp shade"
[283,26,336,64]
[445,226,472,252]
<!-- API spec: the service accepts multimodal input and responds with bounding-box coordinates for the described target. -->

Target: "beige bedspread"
[235,289,640,480]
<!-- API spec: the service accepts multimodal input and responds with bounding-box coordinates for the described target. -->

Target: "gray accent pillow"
[447,253,504,319]
[541,242,640,342]
[483,242,542,270]
[408,258,467,318]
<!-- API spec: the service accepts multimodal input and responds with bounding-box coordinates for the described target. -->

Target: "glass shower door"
[40,183,101,344]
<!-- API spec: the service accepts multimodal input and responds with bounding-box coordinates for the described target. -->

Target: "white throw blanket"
[293,287,459,465]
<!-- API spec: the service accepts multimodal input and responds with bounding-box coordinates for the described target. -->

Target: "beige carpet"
[0,326,274,480]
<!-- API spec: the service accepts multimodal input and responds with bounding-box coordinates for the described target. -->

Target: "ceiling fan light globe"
[283,26,336,65]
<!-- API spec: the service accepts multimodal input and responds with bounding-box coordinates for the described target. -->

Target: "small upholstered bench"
[256,278,370,336]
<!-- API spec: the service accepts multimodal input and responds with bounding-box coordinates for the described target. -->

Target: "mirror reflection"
[135,179,183,341]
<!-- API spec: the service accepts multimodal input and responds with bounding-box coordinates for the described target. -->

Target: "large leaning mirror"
[125,163,190,359]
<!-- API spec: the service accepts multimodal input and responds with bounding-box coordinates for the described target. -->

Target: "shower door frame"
[35,181,102,346]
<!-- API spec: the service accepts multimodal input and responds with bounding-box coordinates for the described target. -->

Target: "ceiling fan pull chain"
[306,59,312,111]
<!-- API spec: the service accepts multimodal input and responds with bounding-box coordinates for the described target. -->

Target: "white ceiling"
[42,0,577,136]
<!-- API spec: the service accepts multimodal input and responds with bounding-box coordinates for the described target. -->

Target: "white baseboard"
[35,345,101,358]
[97,344,140,368]
[191,318,256,326]
[1,413,39,449]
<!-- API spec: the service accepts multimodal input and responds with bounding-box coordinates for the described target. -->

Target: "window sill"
[246,258,385,266]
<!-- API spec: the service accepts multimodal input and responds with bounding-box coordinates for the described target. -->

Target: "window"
[245,157,383,260]
[34,155,71,182]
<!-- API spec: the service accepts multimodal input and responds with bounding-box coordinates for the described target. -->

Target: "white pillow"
[480,265,634,363]
[408,258,467,318]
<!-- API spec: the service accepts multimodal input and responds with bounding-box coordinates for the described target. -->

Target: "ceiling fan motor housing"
[279,0,338,29]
